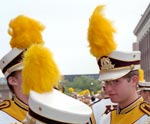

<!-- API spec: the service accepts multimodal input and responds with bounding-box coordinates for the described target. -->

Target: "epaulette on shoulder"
[104,105,117,114]
[0,100,11,110]
[140,101,150,116]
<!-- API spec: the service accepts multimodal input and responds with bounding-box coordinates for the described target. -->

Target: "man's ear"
[8,76,18,86]
[131,75,139,86]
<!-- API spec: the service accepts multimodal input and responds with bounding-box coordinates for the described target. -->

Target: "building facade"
[0,78,11,100]
[133,3,150,81]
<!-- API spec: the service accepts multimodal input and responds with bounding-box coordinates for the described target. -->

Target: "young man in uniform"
[0,48,28,123]
[98,51,150,124]
[0,15,45,123]
[87,5,150,124]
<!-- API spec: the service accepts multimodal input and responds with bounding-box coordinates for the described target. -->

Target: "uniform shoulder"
[140,101,150,115]
[0,99,11,110]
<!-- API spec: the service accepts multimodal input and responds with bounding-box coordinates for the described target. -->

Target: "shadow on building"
[133,3,150,81]
[0,78,11,101]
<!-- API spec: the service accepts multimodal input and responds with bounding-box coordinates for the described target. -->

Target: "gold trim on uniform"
[1,97,29,122]
[118,97,143,114]
[0,100,11,110]
[140,102,150,116]
[88,105,96,124]
[111,97,150,124]
[14,97,28,111]
[90,111,96,124]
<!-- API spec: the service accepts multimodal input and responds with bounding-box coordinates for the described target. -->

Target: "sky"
[0,0,149,77]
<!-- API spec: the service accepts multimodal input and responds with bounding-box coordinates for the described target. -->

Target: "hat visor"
[99,65,140,81]
[99,68,130,81]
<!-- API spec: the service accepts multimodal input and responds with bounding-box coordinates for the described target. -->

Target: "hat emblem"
[100,57,115,70]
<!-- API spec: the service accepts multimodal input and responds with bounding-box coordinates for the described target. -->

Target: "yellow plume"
[8,15,45,49]
[88,5,117,58]
[139,69,145,82]
[22,44,61,95]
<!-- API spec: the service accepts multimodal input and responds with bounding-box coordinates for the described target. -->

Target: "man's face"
[104,77,134,104]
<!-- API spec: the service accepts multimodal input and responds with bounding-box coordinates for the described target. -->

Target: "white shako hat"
[0,48,24,78]
[98,50,141,81]
[87,5,141,82]
[28,89,92,124]
[0,15,45,78]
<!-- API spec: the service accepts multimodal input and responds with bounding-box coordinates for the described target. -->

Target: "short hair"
[123,70,139,82]
[123,70,139,78]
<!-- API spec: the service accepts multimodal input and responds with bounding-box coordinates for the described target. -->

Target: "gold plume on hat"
[88,5,117,58]
[139,68,145,82]
[22,44,61,95]
[8,15,45,49]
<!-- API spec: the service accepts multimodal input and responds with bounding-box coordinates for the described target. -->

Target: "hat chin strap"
[28,108,71,124]
[4,62,23,78]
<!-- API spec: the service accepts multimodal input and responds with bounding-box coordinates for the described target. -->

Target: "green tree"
[61,76,101,95]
